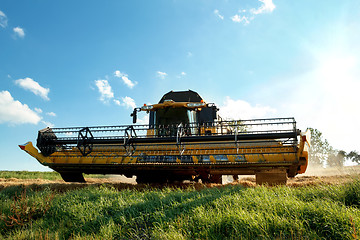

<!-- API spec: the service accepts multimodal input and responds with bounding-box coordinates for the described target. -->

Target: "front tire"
[59,172,86,183]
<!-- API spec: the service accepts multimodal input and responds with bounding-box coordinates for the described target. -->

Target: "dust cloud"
[303,164,360,176]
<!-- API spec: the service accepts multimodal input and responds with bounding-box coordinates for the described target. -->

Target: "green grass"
[1,178,360,239]
[0,171,107,181]
[0,171,62,180]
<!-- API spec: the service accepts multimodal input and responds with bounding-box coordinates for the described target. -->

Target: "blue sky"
[1,0,360,171]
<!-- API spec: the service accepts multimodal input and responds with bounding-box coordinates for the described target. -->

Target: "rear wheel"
[198,174,223,184]
[136,174,166,184]
[209,174,222,184]
[59,172,86,183]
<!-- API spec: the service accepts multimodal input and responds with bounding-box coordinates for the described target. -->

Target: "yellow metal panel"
[147,129,155,137]
[245,155,257,162]
[95,157,107,164]
[265,155,277,162]
[20,141,49,164]
[80,157,94,164]
[283,154,295,162]
[227,155,235,162]
[123,156,131,163]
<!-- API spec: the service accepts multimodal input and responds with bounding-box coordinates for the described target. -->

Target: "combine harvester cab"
[20,90,310,185]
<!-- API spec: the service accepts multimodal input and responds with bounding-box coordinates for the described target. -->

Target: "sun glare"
[318,55,356,87]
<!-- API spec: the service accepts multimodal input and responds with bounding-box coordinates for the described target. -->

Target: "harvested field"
[1,166,359,192]
[1,168,360,239]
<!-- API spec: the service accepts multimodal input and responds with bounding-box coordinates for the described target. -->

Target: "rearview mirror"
[131,109,137,124]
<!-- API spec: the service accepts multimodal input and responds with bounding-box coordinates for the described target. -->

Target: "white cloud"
[114,97,136,109]
[94,79,114,103]
[187,52,193,58]
[137,114,149,125]
[13,26,25,38]
[34,108,43,113]
[46,112,56,117]
[218,96,276,120]
[113,99,121,105]
[114,70,122,78]
[177,72,187,78]
[114,70,137,89]
[121,96,136,109]
[94,77,137,109]
[0,91,41,125]
[251,0,276,15]
[121,76,136,88]
[15,78,50,100]
[0,10,7,28]
[157,71,167,79]
[229,0,275,25]
[42,120,54,128]
[231,15,250,25]
[214,9,224,20]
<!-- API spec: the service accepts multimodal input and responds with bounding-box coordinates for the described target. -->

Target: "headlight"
[187,102,206,108]
[141,105,153,110]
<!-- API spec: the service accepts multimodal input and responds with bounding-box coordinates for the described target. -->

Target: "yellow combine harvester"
[20,90,310,185]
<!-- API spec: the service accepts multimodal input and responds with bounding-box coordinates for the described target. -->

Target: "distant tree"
[308,128,331,166]
[327,150,346,168]
[308,128,347,167]
[346,151,360,164]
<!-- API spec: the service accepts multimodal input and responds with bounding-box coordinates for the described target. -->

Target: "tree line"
[308,128,360,167]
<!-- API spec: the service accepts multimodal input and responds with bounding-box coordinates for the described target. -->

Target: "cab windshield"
[156,108,189,126]
[155,108,197,136]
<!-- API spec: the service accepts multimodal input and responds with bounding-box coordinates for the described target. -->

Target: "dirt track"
[1,167,359,192]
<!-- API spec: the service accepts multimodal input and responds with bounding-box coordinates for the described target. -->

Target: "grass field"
[0,171,107,181]
[1,171,360,239]
[0,171,62,180]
